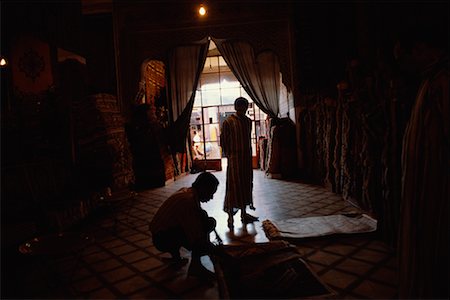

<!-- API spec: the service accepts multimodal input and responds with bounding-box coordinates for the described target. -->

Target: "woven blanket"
[262,214,377,240]
[212,241,334,299]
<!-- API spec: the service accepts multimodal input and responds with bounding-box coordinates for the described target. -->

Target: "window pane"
[191,125,203,142]
[240,88,251,102]
[202,89,221,106]
[201,73,220,88]
[219,105,235,113]
[203,106,219,124]
[204,123,220,142]
[220,72,240,88]
[218,56,227,67]
[191,124,202,133]
[259,117,268,138]
[251,121,256,139]
[205,141,221,159]
[191,126,205,160]
[251,139,257,156]
[221,87,241,105]
[193,90,202,107]
[254,104,261,120]
[255,121,261,138]
[190,107,202,125]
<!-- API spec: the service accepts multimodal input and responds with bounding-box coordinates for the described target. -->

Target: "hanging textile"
[167,38,210,153]
[213,38,280,119]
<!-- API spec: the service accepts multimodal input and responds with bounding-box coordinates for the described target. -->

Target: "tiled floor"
[10,166,398,299]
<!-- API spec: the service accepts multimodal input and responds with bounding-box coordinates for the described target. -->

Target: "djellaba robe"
[221,113,254,214]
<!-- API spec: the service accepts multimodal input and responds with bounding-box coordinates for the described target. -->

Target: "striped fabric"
[221,114,254,214]
[398,57,449,299]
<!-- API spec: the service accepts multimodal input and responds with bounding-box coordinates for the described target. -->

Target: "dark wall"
[292,2,448,97]
[2,1,83,55]
[293,3,357,96]
[83,13,117,95]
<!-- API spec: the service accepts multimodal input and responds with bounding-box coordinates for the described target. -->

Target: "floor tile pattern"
[11,168,398,299]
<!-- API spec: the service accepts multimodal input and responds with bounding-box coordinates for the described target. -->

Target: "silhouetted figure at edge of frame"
[395,25,449,299]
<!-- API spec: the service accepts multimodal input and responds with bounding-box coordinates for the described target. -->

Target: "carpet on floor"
[211,240,334,299]
[262,214,377,241]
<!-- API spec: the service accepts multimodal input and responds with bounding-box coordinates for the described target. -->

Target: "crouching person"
[149,172,219,280]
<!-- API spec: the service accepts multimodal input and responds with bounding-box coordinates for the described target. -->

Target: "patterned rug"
[211,241,335,299]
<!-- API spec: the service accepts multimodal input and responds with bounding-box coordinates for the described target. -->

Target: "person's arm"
[221,120,229,157]
[178,201,210,247]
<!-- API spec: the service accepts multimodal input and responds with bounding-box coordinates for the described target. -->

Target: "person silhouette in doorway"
[220,97,258,229]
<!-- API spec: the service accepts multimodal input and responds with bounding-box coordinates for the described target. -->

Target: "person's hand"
[213,229,223,245]
[210,244,231,259]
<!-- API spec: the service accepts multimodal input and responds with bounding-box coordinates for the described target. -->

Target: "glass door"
[190,106,223,171]
[190,103,268,171]
[200,106,221,159]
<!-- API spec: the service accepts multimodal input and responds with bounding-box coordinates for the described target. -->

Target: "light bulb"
[199,5,206,16]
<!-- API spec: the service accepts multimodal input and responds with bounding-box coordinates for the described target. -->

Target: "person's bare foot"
[241,213,259,224]
[161,256,189,267]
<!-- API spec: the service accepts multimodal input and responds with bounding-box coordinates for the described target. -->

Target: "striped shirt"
[149,187,205,245]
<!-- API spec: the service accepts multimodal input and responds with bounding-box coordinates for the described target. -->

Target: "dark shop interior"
[1,1,448,299]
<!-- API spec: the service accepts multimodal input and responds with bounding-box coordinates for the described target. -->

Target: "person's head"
[192,172,219,203]
[394,24,447,74]
[234,97,249,115]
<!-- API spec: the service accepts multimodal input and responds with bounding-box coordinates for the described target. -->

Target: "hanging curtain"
[213,38,280,119]
[133,81,145,105]
[167,38,210,153]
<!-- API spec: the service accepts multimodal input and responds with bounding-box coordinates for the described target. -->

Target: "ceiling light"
[0,57,7,67]
[198,4,207,16]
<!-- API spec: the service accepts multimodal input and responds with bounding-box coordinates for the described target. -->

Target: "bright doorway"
[189,40,268,171]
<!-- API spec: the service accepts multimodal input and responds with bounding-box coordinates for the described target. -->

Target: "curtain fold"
[213,38,280,119]
[168,38,210,153]
[257,51,281,116]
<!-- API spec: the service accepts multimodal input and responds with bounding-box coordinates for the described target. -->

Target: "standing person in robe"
[395,25,448,299]
[221,97,258,229]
